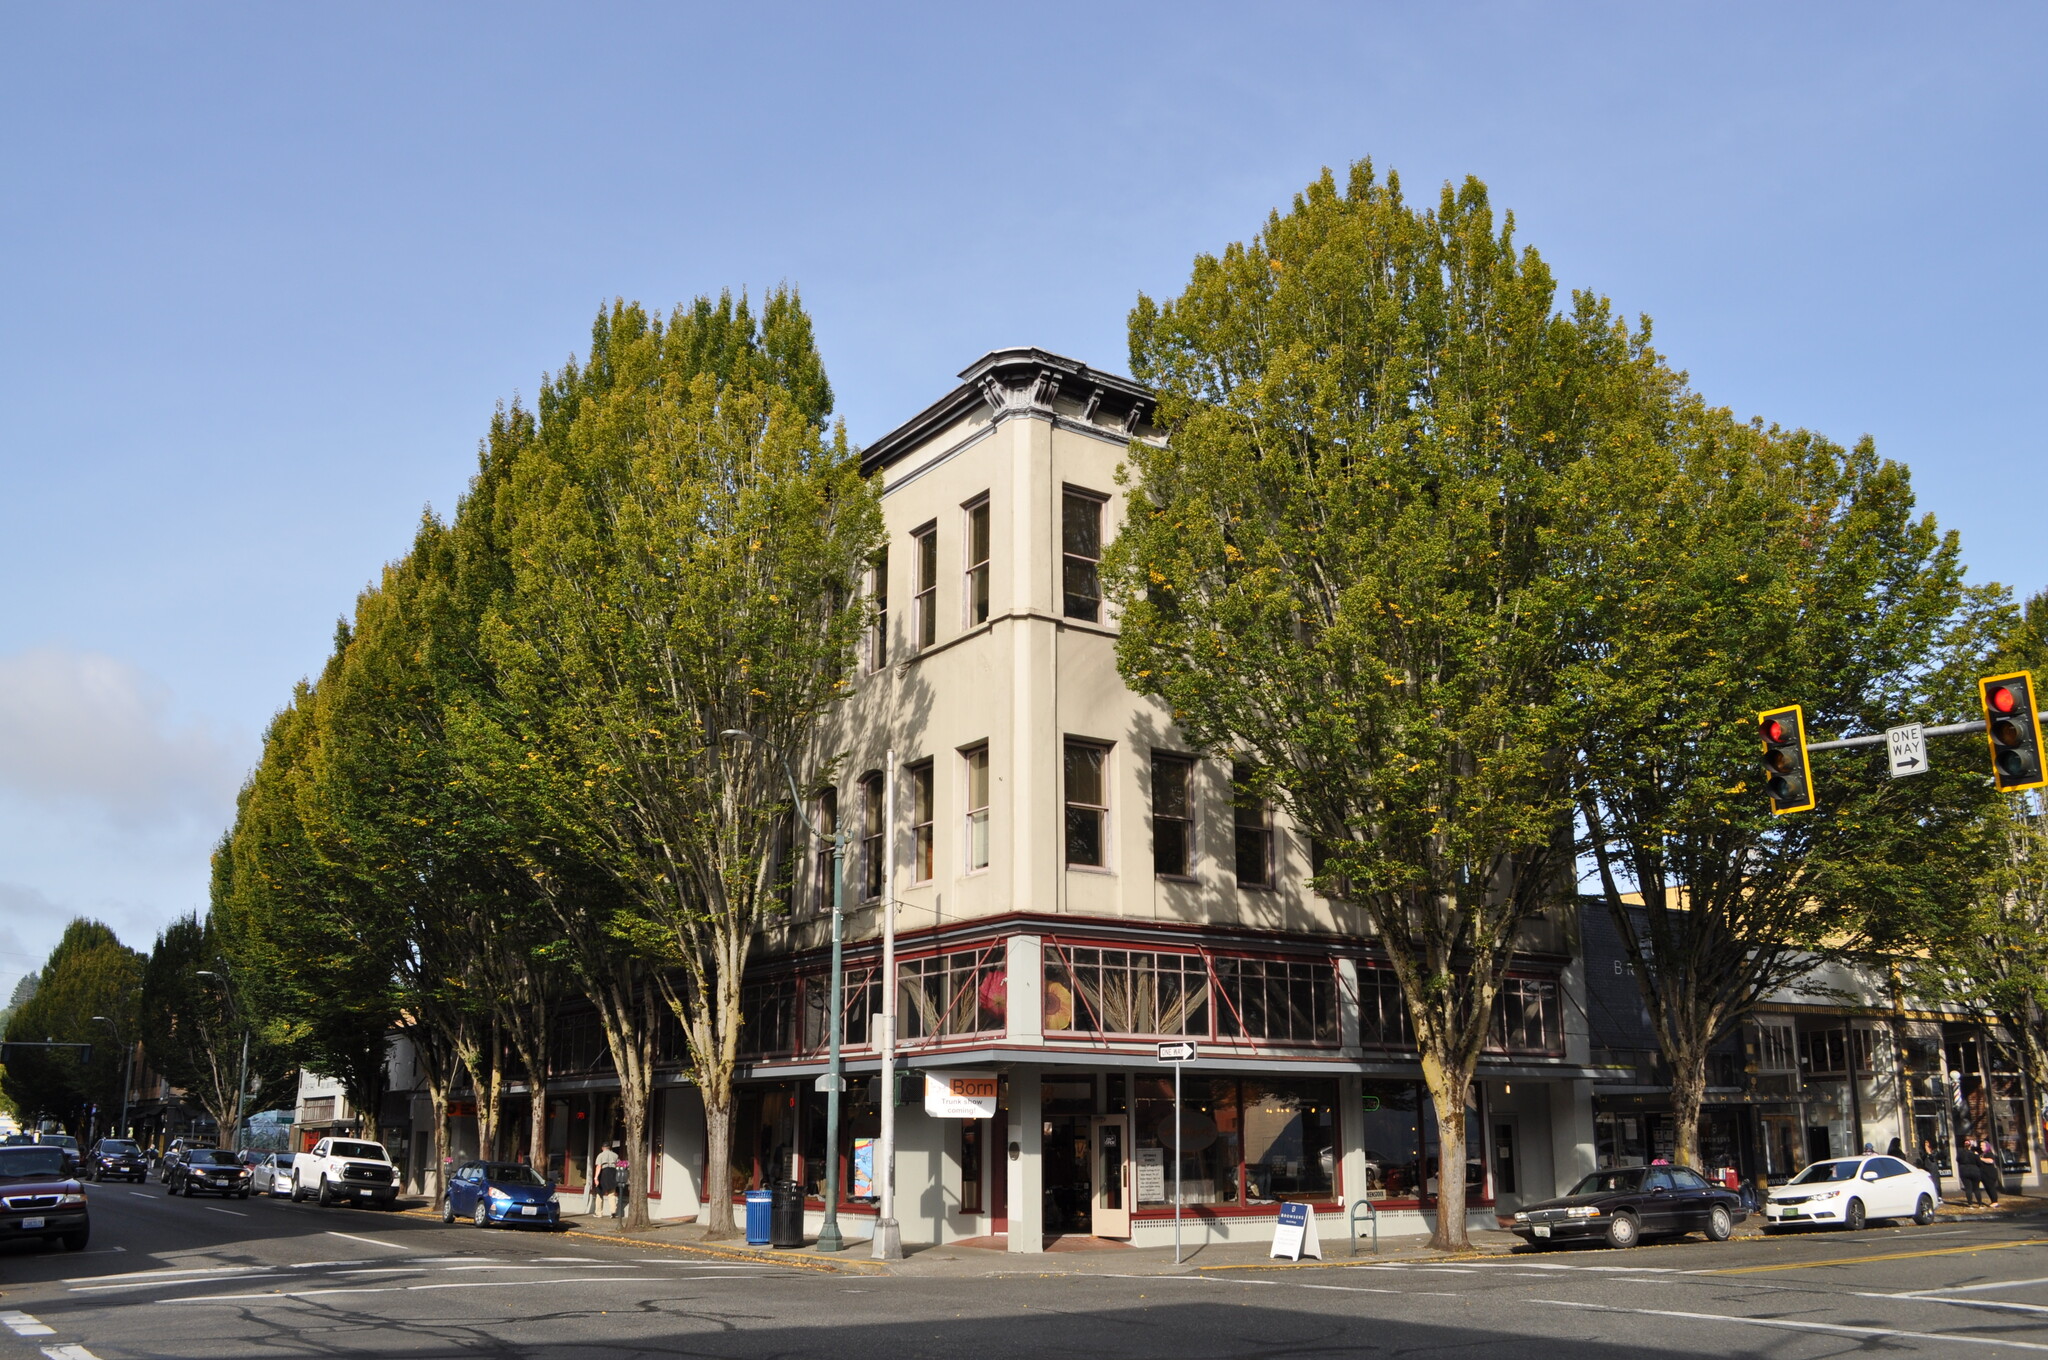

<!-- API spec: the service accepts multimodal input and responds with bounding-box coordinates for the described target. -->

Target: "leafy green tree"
[460,290,879,1234]
[1572,408,2005,1171]
[0,920,142,1136]
[140,913,296,1147]
[1106,163,1666,1249]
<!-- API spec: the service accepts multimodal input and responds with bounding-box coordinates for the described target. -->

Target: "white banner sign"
[922,1071,999,1119]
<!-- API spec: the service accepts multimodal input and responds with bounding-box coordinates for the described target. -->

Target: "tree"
[0,920,142,1136]
[1106,163,1667,1249]
[140,913,296,1147]
[1572,408,2005,1171]
[461,290,879,1234]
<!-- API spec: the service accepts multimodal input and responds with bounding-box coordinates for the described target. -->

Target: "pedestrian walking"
[1974,1142,2003,1206]
[592,1141,620,1216]
[1958,1140,1985,1206]
[612,1155,631,1220]
[1887,1137,1907,1159]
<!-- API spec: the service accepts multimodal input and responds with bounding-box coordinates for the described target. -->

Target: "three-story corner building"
[715,347,1604,1252]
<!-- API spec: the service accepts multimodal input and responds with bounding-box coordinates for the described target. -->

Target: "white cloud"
[0,646,245,827]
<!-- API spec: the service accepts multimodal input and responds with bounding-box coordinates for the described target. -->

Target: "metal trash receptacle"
[770,1179,805,1248]
[744,1189,773,1245]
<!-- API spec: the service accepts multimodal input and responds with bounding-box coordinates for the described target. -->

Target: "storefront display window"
[1044,943,1338,1044]
[899,946,1005,1041]
[1131,1076,1340,1209]
[1359,1080,1484,1202]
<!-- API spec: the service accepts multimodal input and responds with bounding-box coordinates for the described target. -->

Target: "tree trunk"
[528,1077,549,1175]
[1668,1043,1708,1173]
[702,1086,736,1238]
[474,1024,503,1162]
[1419,1051,1471,1252]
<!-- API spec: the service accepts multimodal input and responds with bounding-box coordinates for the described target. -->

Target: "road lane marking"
[40,1347,102,1360]
[1855,1293,2048,1318]
[1704,1238,2048,1274]
[1,1312,55,1337]
[203,1206,247,1217]
[64,1265,287,1285]
[160,1276,649,1303]
[70,1275,289,1294]
[1905,1276,2048,1296]
[1534,1299,2048,1352]
[325,1230,407,1251]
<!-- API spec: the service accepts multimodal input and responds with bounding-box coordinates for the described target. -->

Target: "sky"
[3,3,2044,992]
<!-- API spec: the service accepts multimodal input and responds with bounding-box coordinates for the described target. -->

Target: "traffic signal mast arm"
[1804,719,1986,752]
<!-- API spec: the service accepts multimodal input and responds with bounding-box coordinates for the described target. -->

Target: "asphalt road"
[4,1185,2048,1358]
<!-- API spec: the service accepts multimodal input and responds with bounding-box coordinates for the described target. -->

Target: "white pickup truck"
[292,1137,401,1209]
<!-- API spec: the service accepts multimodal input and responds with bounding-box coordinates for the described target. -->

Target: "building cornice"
[859,347,1157,476]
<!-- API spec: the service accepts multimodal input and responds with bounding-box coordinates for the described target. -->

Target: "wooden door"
[1090,1116,1131,1238]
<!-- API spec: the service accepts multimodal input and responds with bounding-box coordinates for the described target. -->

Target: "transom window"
[1065,740,1110,868]
[1044,944,1338,1045]
[1061,489,1104,622]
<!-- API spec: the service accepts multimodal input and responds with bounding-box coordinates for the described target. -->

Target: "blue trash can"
[745,1189,773,1245]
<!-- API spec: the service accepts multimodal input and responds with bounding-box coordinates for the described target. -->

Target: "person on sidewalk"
[1958,1140,1985,1206]
[592,1142,621,1217]
[1974,1142,2003,1206]
[612,1154,631,1220]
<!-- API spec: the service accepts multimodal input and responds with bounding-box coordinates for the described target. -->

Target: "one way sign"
[1887,723,1927,779]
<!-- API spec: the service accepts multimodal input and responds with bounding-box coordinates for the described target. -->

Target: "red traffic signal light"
[1980,672,2046,792]
[1757,704,1815,814]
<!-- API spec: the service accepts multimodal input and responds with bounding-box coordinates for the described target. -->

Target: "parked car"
[1763,1154,1938,1232]
[442,1161,562,1230]
[87,1138,146,1183]
[293,1137,400,1209]
[0,1143,89,1251]
[253,1152,298,1197]
[167,1147,253,1198]
[1511,1165,1747,1249]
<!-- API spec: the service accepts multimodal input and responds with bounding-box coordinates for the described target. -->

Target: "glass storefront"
[1357,1080,1483,1203]
[1129,1075,1339,1208]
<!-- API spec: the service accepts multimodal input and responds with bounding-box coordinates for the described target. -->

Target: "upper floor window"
[814,788,838,914]
[1152,753,1195,878]
[1232,764,1273,888]
[964,497,991,626]
[1757,1020,1796,1073]
[860,772,884,901]
[1488,976,1562,1056]
[963,744,990,872]
[1062,489,1104,622]
[908,760,934,884]
[1064,739,1110,868]
[866,550,888,672]
[913,524,938,650]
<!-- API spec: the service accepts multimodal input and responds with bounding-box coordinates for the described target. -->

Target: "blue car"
[442,1161,562,1229]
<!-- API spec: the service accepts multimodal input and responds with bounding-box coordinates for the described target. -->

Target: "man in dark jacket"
[1974,1142,2003,1206]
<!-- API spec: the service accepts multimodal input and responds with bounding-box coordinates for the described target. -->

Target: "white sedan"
[252,1152,299,1198]
[1764,1154,1939,1232]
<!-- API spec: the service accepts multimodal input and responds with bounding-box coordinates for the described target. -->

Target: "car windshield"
[0,1148,68,1181]
[1789,1159,1863,1184]
[484,1164,548,1186]
[273,1154,295,1165]
[331,1141,386,1160]
[1569,1169,1646,1196]
[188,1150,241,1166]
[46,1136,79,1150]
[100,1140,140,1155]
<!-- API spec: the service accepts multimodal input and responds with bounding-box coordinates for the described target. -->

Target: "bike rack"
[1349,1198,1379,1255]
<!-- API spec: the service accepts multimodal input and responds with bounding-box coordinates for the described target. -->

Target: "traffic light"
[1758,704,1815,814]
[1980,671,2047,792]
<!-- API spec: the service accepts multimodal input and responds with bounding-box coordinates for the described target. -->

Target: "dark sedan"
[1510,1165,1746,1249]
[87,1138,147,1183]
[167,1148,253,1199]
[0,1144,89,1251]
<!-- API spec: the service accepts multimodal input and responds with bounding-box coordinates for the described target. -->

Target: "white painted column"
[1007,1068,1043,1254]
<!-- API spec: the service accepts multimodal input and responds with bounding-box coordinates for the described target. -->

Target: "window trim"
[907,759,935,885]
[1232,762,1275,890]
[1061,486,1106,623]
[859,771,885,902]
[1063,737,1113,871]
[911,522,938,652]
[963,495,991,628]
[1151,752,1196,880]
[961,743,991,875]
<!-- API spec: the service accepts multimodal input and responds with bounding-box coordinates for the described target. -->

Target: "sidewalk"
[551,1193,2048,1277]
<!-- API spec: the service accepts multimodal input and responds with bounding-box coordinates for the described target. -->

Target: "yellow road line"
[1704,1238,2048,1275]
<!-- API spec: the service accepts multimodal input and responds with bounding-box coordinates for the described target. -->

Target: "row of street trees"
[209,162,2035,1253]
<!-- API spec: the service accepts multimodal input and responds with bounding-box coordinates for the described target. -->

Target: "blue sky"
[2,3,2043,990]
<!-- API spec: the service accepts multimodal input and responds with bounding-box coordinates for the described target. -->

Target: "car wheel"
[62,1229,89,1251]
[473,1200,490,1229]
[166,1180,177,1195]
[1844,1198,1866,1231]
[1604,1212,1639,1249]
[182,1180,195,1197]
[317,1178,335,1208]
[1915,1194,1936,1226]
[1705,1205,1733,1242]
[442,1196,456,1224]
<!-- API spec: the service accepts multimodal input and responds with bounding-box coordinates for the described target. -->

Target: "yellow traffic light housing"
[1980,671,2047,792]
[1758,704,1815,814]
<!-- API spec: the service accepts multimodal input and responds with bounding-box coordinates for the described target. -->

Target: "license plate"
[1533,1225,1551,1238]
[521,1206,538,1216]
[22,1217,44,1229]
[357,1189,372,1197]
[1781,1208,1801,1218]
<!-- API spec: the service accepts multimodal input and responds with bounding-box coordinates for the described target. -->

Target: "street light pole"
[91,1016,133,1139]
[720,730,847,1252]
[872,747,902,1261]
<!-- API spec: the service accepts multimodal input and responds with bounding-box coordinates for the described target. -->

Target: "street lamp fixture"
[721,729,848,1253]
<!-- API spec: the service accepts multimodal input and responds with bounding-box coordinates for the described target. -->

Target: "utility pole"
[873,748,902,1261]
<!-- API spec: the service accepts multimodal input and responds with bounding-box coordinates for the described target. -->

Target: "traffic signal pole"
[1805,719,1986,752]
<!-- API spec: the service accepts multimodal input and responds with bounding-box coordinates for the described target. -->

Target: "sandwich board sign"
[923,1071,999,1119]
[1270,1201,1322,1261]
